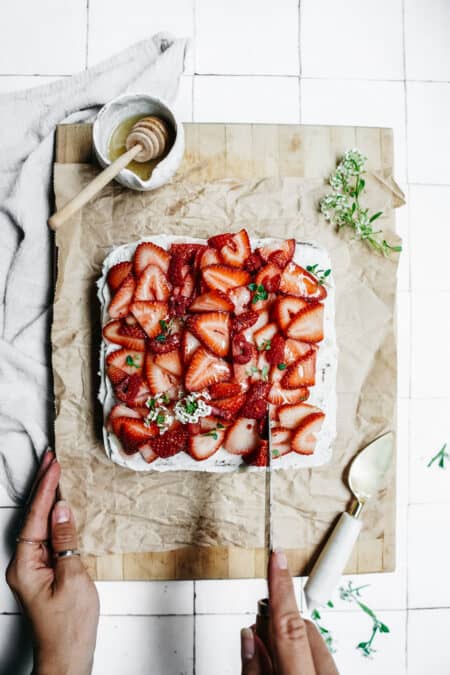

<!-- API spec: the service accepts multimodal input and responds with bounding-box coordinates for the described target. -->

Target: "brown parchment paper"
[52,153,404,557]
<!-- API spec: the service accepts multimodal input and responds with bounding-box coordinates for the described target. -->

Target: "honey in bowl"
[108,114,173,181]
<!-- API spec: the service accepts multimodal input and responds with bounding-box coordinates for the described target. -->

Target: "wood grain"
[54,122,396,580]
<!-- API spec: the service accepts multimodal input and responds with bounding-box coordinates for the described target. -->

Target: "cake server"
[304,431,394,609]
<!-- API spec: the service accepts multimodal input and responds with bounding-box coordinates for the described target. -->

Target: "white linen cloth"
[0,34,188,502]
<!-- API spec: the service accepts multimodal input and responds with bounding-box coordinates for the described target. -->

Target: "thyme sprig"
[320,148,401,256]
[306,264,331,285]
[339,581,390,658]
[311,606,336,654]
[427,443,449,469]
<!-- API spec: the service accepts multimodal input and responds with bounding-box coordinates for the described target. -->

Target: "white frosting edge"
[97,235,338,472]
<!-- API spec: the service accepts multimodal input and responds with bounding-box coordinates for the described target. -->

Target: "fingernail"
[274,548,288,570]
[241,628,254,661]
[54,500,70,523]
[45,446,54,453]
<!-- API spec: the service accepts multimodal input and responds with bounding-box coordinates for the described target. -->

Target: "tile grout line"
[85,0,90,70]
[298,0,302,123]
[192,581,197,675]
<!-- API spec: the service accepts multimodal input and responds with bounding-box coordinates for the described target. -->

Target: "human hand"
[240,549,339,674]
[5,451,99,675]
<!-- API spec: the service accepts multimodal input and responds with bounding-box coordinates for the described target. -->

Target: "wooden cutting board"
[54,122,396,581]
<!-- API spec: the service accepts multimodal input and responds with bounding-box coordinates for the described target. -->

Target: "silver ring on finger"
[54,549,81,559]
[16,537,49,546]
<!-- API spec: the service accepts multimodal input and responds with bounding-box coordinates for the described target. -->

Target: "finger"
[241,628,262,675]
[51,500,85,585]
[19,458,61,542]
[253,632,274,674]
[268,549,316,675]
[25,449,55,506]
[305,620,339,675]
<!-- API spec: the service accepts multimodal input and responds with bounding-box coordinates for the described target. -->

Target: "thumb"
[51,500,84,583]
[241,628,262,675]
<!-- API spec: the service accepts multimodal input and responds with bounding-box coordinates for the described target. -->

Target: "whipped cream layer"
[97,235,338,472]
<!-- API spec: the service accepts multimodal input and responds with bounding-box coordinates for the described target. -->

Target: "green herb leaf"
[156,413,166,426]
[185,400,198,415]
[155,334,167,342]
[327,600,334,608]
[162,393,170,404]
[427,442,449,469]
[369,211,383,224]
[257,338,272,351]
[217,423,225,429]
[248,283,257,291]
[311,609,321,621]
[203,430,218,440]
[125,355,139,367]
[277,362,287,370]
[147,398,156,410]
[271,449,280,458]
[261,365,269,382]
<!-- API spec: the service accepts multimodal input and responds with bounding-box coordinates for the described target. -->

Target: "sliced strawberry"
[270,427,292,459]
[118,322,146,339]
[169,295,193,317]
[120,418,159,455]
[254,322,278,351]
[199,247,223,269]
[186,312,230,358]
[145,354,179,394]
[286,303,324,343]
[208,233,233,250]
[154,349,182,377]
[174,265,195,298]
[281,350,316,388]
[255,263,282,293]
[108,274,135,319]
[219,229,251,268]
[257,239,295,266]
[188,429,225,461]
[185,347,231,392]
[199,416,230,432]
[170,242,204,261]
[268,382,309,406]
[241,382,270,419]
[210,392,246,420]
[151,427,188,458]
[193,245,208,273]
[228,286,252,315]
[203,265,251,293]
[139,442,158,463]
[223,418,261,455]
[107,404,141,434]
[253,291,276,313]
[181,331,201,364]
[107,262,133,293]
[232,333,257,364]
[279,262,327,301]
[291,412,325,455]
[244,440,269,466]
[266,334,286,366]
[187,422,202,435]
[134,264,171,302]
[130,301,169,338]
[209,382,242,399]
[189,290,234,313]
[244,252,263,273]
[284,338,315,365]
[148,333,181,354]
[114,373,143,404]
[107,363,128,385]
[272,296,308,332]
[243,310,270,343]
[103,320,146,352]
[134,241,170,276]
[106,348,144,376]
[231,310,259,334]
[233,362,252,392]
[278,402,323,429]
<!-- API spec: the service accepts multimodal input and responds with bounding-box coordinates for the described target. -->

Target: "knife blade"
[264,406,273,566]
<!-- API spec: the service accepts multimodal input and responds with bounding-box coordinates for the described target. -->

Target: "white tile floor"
[1,0,450,672]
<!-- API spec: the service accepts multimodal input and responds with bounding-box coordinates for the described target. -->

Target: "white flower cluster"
[173,391,212,424]
[145,393,174,435]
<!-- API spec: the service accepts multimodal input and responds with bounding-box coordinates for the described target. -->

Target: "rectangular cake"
[97,230,337,472]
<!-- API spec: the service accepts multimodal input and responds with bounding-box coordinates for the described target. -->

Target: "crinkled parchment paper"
[52,159,403,556]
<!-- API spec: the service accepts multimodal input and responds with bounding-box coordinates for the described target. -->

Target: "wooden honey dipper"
[48,115,170,230]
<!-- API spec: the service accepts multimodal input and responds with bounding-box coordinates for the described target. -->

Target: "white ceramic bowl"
[93,93,184,191]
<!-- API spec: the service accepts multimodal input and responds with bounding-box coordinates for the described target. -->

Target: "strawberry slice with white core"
[139,442,158,463]
[257,239,296,265]
[120,418,158,455]
[154,349,182,377]
[130,301,169,338]
[107,363,128,385]
[103,320,146,352]
[108,274,135,319]
[145,354,179,395]
[267,382,310,405]
[278,402,323,429]
[270,426,292,459]
[202,264,251,293]
[255,263,282,292]
[233,362,252,392]
[227,286,252,315]
[187,312,231,358]
[273,296,309,332]
[185,347,232,392]
[106,348,144,376]
[199,416,230,432]
[107,262,133,293]
[223,418,261,455]
[200,247,222,269]
[188,429,225,460]
[107,404,141,433]
[219,229,251,268]
[181,331,201,364]
[281,350,317,388]
[284,338,315,365]
[243,310,269,343]
[286,303,324,343]
[134,241,171,276]
[279,262,327,301]
[189,290,234,313]
[254,322,278,351]
[134,264,171,302]
[291,412,325,455]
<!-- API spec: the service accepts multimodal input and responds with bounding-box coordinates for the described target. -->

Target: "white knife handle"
[304,512,362,610]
